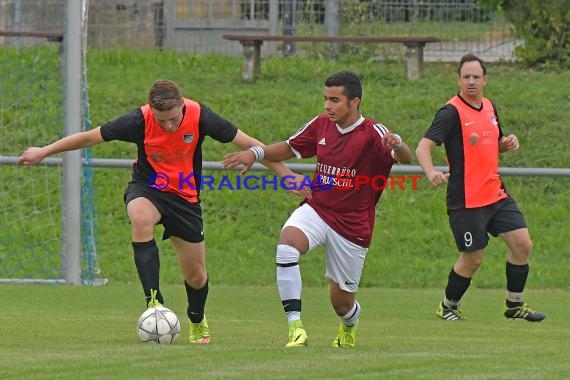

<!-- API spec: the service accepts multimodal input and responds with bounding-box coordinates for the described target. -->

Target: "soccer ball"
[137,306,181,344]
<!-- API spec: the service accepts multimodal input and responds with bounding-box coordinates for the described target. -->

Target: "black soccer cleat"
[436,302,465,320]
[504,302,545,322]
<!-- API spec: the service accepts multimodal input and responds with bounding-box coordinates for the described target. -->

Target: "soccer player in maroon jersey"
[223,70,413,347]
[416,53,545,322]
[19,79,306,344]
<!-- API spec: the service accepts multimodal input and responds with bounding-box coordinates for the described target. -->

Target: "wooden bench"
[0,29,63,42]
[223,34,440,81]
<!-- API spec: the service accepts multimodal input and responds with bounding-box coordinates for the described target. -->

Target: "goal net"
[0,0,104,284]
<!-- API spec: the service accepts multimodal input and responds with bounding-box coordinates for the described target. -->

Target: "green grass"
[1,48,570,288]
[2,284,568,379]
[85,51,570,288]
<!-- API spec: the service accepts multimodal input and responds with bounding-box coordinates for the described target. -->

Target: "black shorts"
[448,197,527,252]
[124,181,204,243]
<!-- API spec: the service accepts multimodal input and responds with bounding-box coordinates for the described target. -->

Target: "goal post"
[62,0,83,285]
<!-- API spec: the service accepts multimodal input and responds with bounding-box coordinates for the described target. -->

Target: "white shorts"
[283,203,367,292]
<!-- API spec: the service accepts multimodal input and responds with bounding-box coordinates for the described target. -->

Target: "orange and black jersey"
[100,99,238,203]
[424,94,507,210]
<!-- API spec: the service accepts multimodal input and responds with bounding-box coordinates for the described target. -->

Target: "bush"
[478,0,569,68]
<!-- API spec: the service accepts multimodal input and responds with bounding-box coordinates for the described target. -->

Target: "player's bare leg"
[330,282,359,347]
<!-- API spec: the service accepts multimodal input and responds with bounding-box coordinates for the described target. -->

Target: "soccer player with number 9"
[416,53,545,322]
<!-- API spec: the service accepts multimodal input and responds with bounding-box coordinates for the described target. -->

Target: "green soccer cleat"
[504,303,545,322]
[147,289,163,308]
[285,320,308,348]
[189,316,210,344]
[332,321,358,348]
[436,302,465,321]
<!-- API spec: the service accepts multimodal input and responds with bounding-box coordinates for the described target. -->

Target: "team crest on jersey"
[150,152,164,162]
[183,134,194,143]
[490,116,498,125]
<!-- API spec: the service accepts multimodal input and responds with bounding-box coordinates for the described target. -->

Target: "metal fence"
[0,0,515,62]
[3,156,570,178]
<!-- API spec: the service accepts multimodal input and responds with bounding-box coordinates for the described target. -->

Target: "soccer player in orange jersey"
[416,53,545,322]
[19,79,306,344]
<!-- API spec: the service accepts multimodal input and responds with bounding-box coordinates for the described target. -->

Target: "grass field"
[82,51,569,289]
[2,33,570,380]
[2,284,569,379]
[2,48,569,288]
[2,49,569,379]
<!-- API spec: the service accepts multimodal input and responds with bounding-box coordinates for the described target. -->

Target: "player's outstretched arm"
[19,127,105,165]
[223,132,311,197]
[224,130,294,175]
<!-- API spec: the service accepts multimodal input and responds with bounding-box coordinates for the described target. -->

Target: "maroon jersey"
[288,114,397,247]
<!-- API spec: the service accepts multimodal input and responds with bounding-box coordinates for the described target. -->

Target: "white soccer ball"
[137,306,181,344]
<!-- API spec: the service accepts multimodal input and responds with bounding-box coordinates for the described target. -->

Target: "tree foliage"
[478,0,569,68]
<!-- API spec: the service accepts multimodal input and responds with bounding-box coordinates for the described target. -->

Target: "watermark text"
[148,172,422,191]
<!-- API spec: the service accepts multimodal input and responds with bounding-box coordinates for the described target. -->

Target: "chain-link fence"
[0,0,515,61]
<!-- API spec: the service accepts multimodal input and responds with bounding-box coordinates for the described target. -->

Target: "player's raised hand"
[19,147,46,165]
[222,150,256,175]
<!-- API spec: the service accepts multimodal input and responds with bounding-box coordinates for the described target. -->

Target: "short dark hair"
[148,79,183,111]
[457,53,487,75]
[324,71,362,101]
